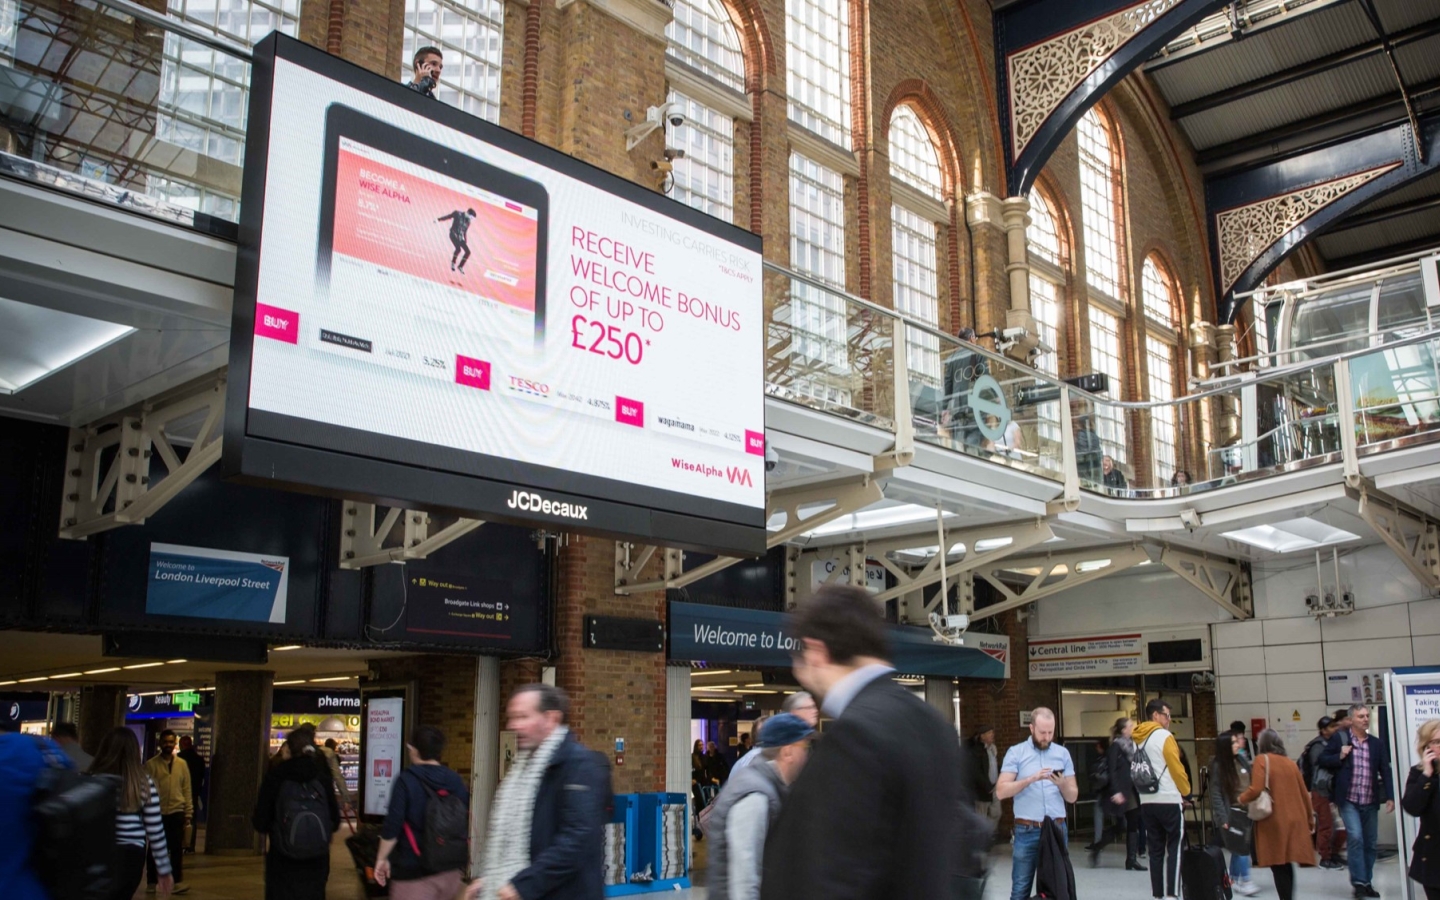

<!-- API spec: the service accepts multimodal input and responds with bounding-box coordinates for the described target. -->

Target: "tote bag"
[1246,755,1274,821]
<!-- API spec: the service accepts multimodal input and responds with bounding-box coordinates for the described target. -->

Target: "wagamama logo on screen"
[507,490,588,520]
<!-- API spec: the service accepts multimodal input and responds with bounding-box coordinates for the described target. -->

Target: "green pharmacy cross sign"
[172,691,202,712]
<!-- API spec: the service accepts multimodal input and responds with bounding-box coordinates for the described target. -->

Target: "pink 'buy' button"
[455,356,491,390]
[255,303,299,344]
[615,397,644,427]
[745,430,766,456]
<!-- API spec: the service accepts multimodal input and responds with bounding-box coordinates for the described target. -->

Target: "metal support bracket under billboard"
[612,476,885,595]
[870,517,1055,605]
[971,543,1151,622]
[59,376,226,540]
[1159,546,1253,620]
[339,504,484,569]
[1356,486,1440,593]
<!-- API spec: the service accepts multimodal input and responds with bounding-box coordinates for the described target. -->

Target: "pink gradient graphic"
[255,303,300,344]
[455,356,492,390]
[744,430,765,456]
[615,397,644,428]
[331,148,538,311]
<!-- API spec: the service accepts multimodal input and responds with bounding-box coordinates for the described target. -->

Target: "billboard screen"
[227,36,766,555]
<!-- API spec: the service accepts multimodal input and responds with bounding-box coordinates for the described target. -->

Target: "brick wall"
[371,655,479,779]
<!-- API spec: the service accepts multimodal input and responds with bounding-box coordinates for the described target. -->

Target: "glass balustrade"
[765,269,897,430]
[0,0,261,233]
[1351,331,1440,452]
[912,323,1065,482]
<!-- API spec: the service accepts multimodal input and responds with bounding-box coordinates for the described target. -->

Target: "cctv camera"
[764,444,779,472]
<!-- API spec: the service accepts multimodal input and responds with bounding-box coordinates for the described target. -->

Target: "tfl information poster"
[239,43,765,544]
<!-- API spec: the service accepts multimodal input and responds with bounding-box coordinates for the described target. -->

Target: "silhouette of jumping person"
[438,208,476,273]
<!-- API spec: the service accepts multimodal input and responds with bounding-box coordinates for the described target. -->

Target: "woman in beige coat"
[1238,729,1317,900]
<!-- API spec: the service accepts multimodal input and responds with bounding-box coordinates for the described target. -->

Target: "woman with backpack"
[1090,717,1146,871]
[1209,731,1259,895]
[252,724,340,900]
[1237,730,1317,900]
[89,727,174,900]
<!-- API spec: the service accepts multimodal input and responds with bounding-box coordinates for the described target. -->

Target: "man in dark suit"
[762,585,972,900]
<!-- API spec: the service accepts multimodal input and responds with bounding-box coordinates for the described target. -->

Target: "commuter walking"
[146,729,193,893]
[407,46,443,98]
[704,740,731,787]
[1237,730,1316,900]
[761,585,973,900]
[733,692,817,775]
[1401,719,1440,900]
[51,721,93,770]
[706,713,814,900]
[1208,731,1259,895]
[1231,721,1255,763]
[1302,715,1346,869]
[177,734,206,852]
[472,684,609,900]
[995,708,1079,899]
[1321,703,1395,898]
[252,724,340,900]
[1090,716,1145,871]
[0,724,72,900]
[1133,698,1191,900]
[320,738,353,812]
[969,725,1001,825]
[90,727,175,899]
[374,725,470,900]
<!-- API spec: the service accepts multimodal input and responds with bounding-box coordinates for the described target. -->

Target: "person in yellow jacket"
[145,730,193,894]
[1133,700,1192,900]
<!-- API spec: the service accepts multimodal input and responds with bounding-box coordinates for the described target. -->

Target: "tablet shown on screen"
[316,104,548,349]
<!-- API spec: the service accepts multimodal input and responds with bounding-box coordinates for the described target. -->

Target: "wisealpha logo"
[671,458,754,487]
[506,490,589,520]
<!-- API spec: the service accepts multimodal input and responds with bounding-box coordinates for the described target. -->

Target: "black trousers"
[1141,803,1183,898]
[1270,863,1294,900]
[449,235,470,268]
[1093,805,1140,852]
[110,844,147,900]
[1425,885,1440,900]
[146,812,185,884]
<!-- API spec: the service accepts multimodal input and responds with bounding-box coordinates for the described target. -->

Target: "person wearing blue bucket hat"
[704,712,814,900]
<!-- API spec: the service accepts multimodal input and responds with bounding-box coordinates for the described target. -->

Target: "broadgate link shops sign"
[668,601,1008,679]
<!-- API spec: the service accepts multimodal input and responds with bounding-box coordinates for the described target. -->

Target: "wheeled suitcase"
[1180,830,1232,900]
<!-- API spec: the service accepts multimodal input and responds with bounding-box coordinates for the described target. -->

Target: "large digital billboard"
[226,36,766,555]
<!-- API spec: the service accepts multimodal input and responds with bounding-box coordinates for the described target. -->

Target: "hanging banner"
[1028,633,1143,679]
[146,543,290,623]
[362,697,404,816]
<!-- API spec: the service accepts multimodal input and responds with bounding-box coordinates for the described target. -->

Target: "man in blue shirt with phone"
[996,708,1079,900]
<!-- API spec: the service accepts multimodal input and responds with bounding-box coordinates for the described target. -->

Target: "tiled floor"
[144,833,1411,899]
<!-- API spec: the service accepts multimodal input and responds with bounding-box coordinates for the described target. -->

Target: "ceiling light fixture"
[273,645,303,651]
[307,676,354,683]
[0,680,16,686]
[84,667,121,675]
[123,662,164,669]
[1222,517,1362,553]
[273,679,307,685]
[166,659,187,664]
[19,676,47,683]
[49,672,82,679]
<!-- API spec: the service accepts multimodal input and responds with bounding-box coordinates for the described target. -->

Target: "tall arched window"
[786,0,850,149]
[1079,107,1127,469]
[889,106,944,387]
[1026,190,1065,455]
[666,0,745,92]
[1142,257,1180,485]
[401,0,505,122]
[1078,108,1122,300]
[788,152,849,403]
[665,0,745,224]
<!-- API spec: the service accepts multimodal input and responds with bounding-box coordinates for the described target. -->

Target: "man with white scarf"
[469,684,609,900]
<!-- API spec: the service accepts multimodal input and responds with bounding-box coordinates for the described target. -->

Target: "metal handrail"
[82,0,255,59]
[764,260,1440,413]
[1231,244,1437,301]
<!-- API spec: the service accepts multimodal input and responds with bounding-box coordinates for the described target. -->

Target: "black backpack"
[1131,734,1162,795]
[30,737,119,900]
[273,777,333,860]
[1091,753,1111,793]
[404,771,469,873]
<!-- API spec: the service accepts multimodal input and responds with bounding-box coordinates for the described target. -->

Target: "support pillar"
[207,670,273,854]
[924,677,956,727]
[78,684,126,756]
[470,656,501,876]
[1214,324,1240,447]
[1001,196,1040,361]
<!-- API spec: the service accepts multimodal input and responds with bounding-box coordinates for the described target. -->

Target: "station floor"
[152,832,1410,899]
